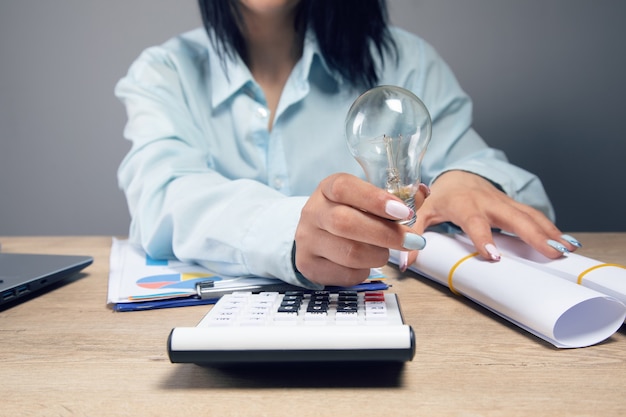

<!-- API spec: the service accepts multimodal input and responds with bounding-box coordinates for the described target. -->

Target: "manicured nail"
[418,183,431,197]
[561,234,582,248]
[484,243,501,261]
[547,239,570,254]
[399,251,409,271]
[403,233,426,250]
[385,200,413,220]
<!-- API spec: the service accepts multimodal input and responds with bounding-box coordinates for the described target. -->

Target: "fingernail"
[419,183,431,197]
[561,234,582,248]
[399,251,409,271]
[403,233,426,250]
[547,239,570,254]
[484,243,501,261]
[385,200,413,220]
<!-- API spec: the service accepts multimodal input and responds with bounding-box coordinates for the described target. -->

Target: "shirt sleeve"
[114,46,322,289]
[399,34,556,221]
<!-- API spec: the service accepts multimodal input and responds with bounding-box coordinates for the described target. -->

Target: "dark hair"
[198,0,397,88]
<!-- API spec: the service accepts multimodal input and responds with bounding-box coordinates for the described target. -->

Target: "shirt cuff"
[290,241,324,290]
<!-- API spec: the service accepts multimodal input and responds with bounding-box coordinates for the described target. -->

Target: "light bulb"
[345,85,432,226]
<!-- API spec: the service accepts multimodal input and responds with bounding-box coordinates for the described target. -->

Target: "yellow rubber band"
[448,252,480,295]
[577,263,626,285]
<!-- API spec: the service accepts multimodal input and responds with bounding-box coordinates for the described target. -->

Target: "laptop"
[0,252,93,307]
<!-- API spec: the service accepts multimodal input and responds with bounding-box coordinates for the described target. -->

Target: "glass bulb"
[345,85,432,226]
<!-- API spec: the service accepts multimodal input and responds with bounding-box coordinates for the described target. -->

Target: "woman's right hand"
[293,173,428,287]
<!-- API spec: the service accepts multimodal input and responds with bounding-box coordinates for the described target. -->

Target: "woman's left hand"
[406,170,580,269]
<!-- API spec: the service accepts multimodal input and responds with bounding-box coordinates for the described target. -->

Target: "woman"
[115,0,580,289]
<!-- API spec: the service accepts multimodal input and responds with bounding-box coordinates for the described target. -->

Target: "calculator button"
[274,311,298,320]
[364,292,385,302]
[336,304,358,313]
[240,316,268,326]
[306,304,328,313]
[277,304,299,313]
[284,291,305,297]
[280,299,301,308]
[206,315,237,326]
[335,312,359,324]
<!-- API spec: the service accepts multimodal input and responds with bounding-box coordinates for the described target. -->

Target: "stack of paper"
[107,238,388,311]
[392,231,626,348]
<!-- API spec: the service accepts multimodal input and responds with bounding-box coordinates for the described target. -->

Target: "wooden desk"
[1,234,625,416]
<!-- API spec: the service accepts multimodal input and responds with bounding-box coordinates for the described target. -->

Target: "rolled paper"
[391,232,626,348]
[486,233,626,309]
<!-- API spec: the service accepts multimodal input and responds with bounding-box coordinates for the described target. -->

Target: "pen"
[195,280,303,299]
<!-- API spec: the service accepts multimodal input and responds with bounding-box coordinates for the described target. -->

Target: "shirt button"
[273,177,284,190]
[257,107,269,119]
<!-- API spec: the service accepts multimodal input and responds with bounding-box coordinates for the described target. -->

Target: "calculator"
[167,290,415,364]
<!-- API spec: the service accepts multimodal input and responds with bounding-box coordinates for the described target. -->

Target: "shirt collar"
[209,42,254,109]
[208,29,341,110]
[298,30,343,87]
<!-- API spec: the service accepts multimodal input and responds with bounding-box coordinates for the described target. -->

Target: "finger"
[409,183,430,211]
[295,253,372,287]
[456,212,502,261]
[417,182,431,201]
[521,205,582,252]
[320,174,414,222]
[466,200,566,259]
[308,228,392,269]
[404,197,433,269]
[512,204,582,253]
[310,199,425,252]
[559,233,583,250]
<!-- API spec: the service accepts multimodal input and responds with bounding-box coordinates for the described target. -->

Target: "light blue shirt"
[115,27,555,288]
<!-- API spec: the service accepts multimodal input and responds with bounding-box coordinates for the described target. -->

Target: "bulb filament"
[384,134,401,193]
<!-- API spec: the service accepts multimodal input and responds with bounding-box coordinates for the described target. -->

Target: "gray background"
[1,0,624,236]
